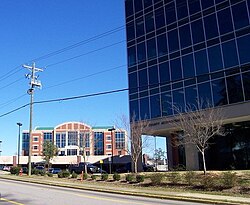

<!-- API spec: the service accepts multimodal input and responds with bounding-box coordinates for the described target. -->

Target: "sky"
[0,0,166,157]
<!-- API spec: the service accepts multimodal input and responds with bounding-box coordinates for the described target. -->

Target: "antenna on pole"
[23,62,43,176]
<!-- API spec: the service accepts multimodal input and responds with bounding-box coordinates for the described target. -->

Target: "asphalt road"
[0,178,208,205]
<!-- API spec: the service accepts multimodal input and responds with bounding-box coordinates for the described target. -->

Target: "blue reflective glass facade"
[126,0,250,120]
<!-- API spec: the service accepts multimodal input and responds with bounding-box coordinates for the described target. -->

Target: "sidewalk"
[1,174,250,205]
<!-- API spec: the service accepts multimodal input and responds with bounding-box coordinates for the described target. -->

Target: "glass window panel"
[204,14,219,40]
[194,49,209,75]
[191,19,205,44]
[139,69,148,91]
[198,82,212,106]
[168,29,179,52]
[165,2,176,24]
[126,22,135,41]
[222,40,239,68]
[143,0,152,8]
[173,88,185,112]
[157,34,168,57]
[136,17,145,37]
[161,92,173,116]
[212,79,228,106]
[176,0,188,20]
[147,38,157,59]
[237,34,250,64]
[150,94,161,118]
[232,2,249,30]
[145,12,155,33]
[155,7,165,29]
[242,72,250,101]
[188,0,201,15]
[208,45,223,72]
[226,74,244,104]
[134,0,143,13]
[182,54,195,78]
[179,24,192,48]
[130,100,139,120]
[125,0,134,17]
[148,65,159,88]
[170,58,183,81]
[128,46,136,66]
[185,85,198,109]
[159,62,170,83]
[201,0,214,10]
[137,42,146,63]
[217,8,234,35]
[140,97,150,119]
[129,72,138,93]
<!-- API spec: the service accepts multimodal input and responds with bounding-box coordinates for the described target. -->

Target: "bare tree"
[171,101,225,175]
[117,114,151,173]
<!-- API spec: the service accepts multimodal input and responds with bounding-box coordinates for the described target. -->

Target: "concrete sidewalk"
[1,174,250,205]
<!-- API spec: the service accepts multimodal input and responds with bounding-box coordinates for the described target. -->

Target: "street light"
[17,122,23,166]
[108,126,115,173]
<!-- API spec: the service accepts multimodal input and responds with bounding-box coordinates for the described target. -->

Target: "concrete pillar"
[185,143,199,170]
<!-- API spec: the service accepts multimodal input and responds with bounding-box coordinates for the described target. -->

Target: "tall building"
[22,122,127,157]
[125,0,250,170]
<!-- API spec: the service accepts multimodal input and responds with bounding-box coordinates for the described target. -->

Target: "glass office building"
[125,0,250,170]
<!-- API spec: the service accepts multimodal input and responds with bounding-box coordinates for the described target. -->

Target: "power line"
[44,64,127,90]
[0,94,27,110]
[0,25,125,82]
[0,88,128,118]
[45,40,125,68]
[0,77,24,91]
[29,26,125,63]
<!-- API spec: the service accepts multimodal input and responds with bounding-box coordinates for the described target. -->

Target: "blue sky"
[0,0,166,157]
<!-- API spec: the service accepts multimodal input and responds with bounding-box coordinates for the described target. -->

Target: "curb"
[0,176,249,205]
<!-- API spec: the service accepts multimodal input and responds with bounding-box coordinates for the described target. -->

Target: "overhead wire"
[45,40,125,68]
[0,88,128,118]
[44,64,127,90]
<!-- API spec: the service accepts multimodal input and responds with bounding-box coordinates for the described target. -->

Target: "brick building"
[22,122,127,157]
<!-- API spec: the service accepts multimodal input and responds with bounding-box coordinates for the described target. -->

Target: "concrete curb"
[0,176,249,205]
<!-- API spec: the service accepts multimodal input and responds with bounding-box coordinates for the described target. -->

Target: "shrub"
[39,170,46,176]
[91,175,97,180]
[113,173,121,181]
[125,174,134,183]
[136,174,145,183]
[184,171,196,186]
[168,172,181,184]
[201,175,219,190]
[10,166,21,175]
[31,168,41,175]
[58,170,70,178]
[71,171,78,179]
[221,171,238,188]
[82,173,88,180]
[47,172,53,177]
[101,173,109,181]
[149,173,164,185]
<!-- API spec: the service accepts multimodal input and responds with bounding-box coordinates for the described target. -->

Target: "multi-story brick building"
[22,122,127,157]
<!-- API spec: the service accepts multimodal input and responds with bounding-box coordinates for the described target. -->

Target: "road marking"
[73,193,156,205]
[1,197,24,205]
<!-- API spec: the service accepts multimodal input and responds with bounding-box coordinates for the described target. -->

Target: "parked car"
[34,166,44,170]
[22,167,28,174]
[69,163,106,174]
[3,166,11,171]
[48,168,62,174]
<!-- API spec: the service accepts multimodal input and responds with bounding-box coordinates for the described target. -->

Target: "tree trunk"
[134,160,138,173]
[201,150,207,175]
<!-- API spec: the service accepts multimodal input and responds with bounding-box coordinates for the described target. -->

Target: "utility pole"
[23,62,43,176]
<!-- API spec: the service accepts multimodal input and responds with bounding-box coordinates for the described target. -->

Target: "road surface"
[0,178,207,205]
